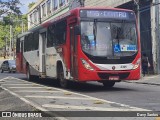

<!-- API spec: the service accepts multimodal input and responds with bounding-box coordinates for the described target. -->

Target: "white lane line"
[11,77,151,111]
[25,95,95,100]
[15,91,61,93]
[42,104,149,111]
[9,87,45,88]
[0,86,68,120]
[0,77,11,81]
[0,76,31,83]
[2,84,37,86]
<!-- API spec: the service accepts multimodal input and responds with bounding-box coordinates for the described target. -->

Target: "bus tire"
[8,68,11,73]
[102,81,115,88]
[58,66,68,88]
[26,65,34,81]
[1,69,3,73]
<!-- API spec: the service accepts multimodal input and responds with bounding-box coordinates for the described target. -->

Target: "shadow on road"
[18,76,134,93]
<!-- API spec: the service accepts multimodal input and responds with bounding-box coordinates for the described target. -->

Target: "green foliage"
[0,24,10,49]
[0,14,27,50]
[0,0,21,16]
[3,16,13,25]
[28,2,35,9]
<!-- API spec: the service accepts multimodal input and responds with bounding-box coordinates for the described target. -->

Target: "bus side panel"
[23,50,39,76]
[16,53,22,73]
[45,47,57,77]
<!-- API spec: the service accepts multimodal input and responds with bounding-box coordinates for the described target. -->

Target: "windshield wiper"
[93,19,97,48]
[115,22,125,52]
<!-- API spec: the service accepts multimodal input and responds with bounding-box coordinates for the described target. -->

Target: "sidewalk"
[125,74,160,85]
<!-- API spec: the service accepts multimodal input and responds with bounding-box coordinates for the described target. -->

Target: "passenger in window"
[142,53,150,77]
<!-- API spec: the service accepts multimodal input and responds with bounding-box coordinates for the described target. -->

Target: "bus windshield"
[81,21,138,57]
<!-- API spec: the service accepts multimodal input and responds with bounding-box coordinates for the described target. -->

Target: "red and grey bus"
[16,7,141,88]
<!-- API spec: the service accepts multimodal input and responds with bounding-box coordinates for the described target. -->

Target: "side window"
[53,0,58,10]
[59,0,65,6]
[47,24,56,47]
[24,34,33,52]
[28,33,33,51]
[55,20,67,45]
[24,35,28,52]
[47,20,67,47]
[33,32,39,50]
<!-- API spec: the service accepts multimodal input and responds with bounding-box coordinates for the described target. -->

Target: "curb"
[124,81,160,86]
[123,75,160,86]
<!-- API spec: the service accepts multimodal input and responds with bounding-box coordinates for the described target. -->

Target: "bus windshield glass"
[81,21,138,57]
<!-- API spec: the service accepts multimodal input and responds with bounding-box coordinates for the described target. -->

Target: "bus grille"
[98,72,130,80]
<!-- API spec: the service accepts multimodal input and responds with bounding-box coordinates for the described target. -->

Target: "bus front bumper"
[78,68,141,82]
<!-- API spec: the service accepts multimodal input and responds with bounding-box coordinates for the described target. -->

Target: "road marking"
[25,95,96,100]
[0,77,30,83]
[9,87,46,89]
[2,84,37,86]
[15,90,61,93]
[0,85,68,120]
[42,104,148,111]
[0,77,11,81]
[3,77,151,111]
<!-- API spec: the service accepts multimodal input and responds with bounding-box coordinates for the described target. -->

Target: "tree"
[0,14,27,51]
[0,23,10,50]
[0,0,21,16]
[28,2,35,9]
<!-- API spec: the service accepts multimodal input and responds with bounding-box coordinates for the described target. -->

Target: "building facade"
[28,0,160,74]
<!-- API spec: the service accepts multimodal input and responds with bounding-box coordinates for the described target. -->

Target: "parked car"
[1,60,16,73]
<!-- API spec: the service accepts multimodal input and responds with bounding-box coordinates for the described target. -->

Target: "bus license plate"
[109,76,119,80]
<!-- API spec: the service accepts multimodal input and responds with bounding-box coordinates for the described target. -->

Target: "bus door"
[70,24,78,79]
[39,31,46,78]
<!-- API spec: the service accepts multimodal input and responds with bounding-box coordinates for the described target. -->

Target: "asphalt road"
[0,72,160,111]
[0,72,160,120]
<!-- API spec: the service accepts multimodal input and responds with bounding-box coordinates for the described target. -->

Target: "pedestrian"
[142,53,150,76]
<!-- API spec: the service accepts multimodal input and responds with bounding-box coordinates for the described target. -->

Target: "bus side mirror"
[74,25,81,35]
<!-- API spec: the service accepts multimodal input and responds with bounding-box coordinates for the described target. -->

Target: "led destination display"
[80,10,135,20]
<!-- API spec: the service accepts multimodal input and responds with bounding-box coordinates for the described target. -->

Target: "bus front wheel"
[102,81,115,88]
[58,66,68,88]
[26,65,34,81]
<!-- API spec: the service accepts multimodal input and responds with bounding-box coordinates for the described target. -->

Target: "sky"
[19,0,37,14]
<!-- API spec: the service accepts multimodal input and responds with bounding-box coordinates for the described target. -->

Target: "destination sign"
[80,10,135,20]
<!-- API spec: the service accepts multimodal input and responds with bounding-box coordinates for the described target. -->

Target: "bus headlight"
[81,59,94,71]
[133,58,141,70]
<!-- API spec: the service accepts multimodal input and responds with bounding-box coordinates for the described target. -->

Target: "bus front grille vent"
[98,72,130,80]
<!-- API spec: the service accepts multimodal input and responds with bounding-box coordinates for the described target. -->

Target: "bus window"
[47,24,57,47]
[54,20,67,45]
[47,20,67,47]
[33,31,39,50]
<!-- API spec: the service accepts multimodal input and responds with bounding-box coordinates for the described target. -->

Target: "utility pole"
[22,20,24,33]
[9,24,12,59]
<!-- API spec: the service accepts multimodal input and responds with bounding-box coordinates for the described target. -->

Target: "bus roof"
[17,32,31,38]
[71,7,134,12]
